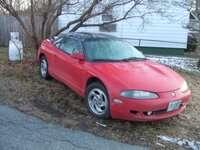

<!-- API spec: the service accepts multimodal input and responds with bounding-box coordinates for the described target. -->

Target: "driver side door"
[55,38,84,94]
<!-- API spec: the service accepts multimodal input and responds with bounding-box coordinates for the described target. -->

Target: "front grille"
[143,103,184,116]
[144,109,167,116]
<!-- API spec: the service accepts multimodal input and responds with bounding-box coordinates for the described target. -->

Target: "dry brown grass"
[0,47,199,150]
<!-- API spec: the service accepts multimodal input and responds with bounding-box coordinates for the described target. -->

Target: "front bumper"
[110,89,191,121]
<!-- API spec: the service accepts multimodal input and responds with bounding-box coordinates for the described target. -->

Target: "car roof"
[60,32,119,41]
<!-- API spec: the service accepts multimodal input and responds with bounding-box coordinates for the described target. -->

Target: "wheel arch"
[85,76,111,119]
[39,53,45,60]
[86,77,107,90]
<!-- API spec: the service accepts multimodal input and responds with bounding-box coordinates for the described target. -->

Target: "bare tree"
[192,0,200,37]
[190,0,200,22]
[176,0,200,51]
[0,0,170,51]
[173,0,200,32]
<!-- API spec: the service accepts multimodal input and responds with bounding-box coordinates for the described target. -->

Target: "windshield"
[84,38,146,62]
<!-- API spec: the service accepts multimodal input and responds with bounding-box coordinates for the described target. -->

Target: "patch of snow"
[157,135,200,150]
[146,55,200,73]
[156,142,165,147]
[96,122,107,127]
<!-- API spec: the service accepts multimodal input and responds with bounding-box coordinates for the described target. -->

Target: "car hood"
[86,60,184,93]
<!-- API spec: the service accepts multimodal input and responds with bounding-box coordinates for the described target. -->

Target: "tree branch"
[52,0,102,36]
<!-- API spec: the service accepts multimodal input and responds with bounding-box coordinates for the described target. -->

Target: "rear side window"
[52,37,64,48]
[59,38,83,54]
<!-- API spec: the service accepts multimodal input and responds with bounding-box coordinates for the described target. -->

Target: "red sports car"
[38,32,191,121]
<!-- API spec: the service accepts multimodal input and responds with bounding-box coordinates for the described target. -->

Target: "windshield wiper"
[91,57,147,62]
[120,57,147,62]
[91,59,121,62]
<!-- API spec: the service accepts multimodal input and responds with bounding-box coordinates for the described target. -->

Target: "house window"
[99,8,117,32]
[102,14,113,22]
[99,24,117,32]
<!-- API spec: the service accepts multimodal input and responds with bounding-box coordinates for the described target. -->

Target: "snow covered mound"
[147,55,200,72]
[157,135,200,150]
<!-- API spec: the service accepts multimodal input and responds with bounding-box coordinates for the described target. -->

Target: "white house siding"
[58,3,190,49]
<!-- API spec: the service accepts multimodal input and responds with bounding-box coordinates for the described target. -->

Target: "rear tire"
[85,82,111,119]
[39,55,52,80]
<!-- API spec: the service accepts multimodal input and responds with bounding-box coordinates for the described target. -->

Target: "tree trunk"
[44,25,52,39]
[31,38,40,58]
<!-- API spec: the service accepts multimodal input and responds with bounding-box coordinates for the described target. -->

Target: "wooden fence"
[0,15,58,47]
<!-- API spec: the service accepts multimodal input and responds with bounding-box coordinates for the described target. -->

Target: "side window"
[59,39,83,54]
[52,37,64,48]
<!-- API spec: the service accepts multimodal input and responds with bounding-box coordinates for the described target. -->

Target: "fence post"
[139,39,141,47]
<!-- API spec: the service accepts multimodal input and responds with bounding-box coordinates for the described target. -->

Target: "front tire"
[85,82,111,119]
[39,55,51,80]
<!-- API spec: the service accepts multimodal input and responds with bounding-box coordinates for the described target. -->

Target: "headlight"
[120,90,158,99]
[180,81,188,93]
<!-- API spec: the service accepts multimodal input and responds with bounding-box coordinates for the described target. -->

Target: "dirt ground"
[0,48,200,150]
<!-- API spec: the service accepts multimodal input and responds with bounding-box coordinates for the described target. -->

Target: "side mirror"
[71,52,85,60]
